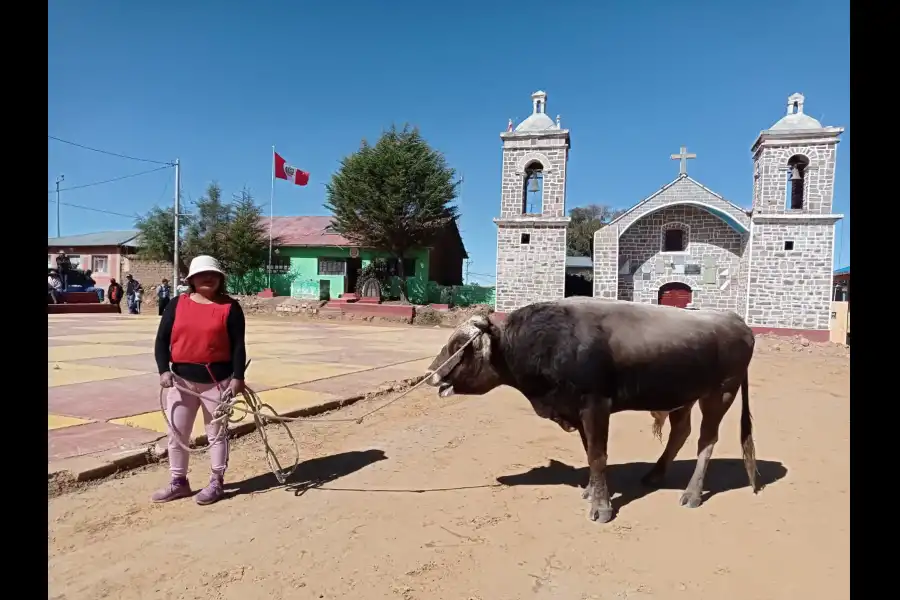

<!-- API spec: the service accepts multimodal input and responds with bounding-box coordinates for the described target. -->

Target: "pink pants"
[165,376,229,479]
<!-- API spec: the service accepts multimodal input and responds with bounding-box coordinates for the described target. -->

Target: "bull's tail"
[740,371,762,493]
[651,411,667,443]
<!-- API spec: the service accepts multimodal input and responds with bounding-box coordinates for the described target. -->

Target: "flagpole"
[269,145,275,289]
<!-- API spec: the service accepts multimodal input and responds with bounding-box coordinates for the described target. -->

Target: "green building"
[264,216,481,305]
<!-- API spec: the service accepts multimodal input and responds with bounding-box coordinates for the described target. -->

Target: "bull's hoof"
[678,492,702,509]
[640,469,665,488]
[589,506,614,523]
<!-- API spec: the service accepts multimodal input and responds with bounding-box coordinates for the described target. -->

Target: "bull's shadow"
[226,449,388,498]
[496,458,787,514]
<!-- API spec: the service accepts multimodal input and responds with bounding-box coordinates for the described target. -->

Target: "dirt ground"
[48,337,849,600]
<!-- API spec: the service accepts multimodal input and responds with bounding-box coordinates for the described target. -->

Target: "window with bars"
[317,258,346,276]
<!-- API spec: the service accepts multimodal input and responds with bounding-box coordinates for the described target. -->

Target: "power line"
[48,135,173,165]
[46,165,171,193]
[47,198,137,219]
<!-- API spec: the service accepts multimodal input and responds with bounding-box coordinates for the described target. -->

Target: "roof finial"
[531,90,547,115]
[556,114,561,128]
[787,93,805,116]
[506,118,513,132]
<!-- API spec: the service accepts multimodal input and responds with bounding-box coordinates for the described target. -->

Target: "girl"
[152,255,247,505]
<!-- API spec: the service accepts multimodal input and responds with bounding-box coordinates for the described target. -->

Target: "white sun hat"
[186,255,226,280]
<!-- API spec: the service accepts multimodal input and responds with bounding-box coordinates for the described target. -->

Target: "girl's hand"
[160,372,175,388]
[229,379,246,396]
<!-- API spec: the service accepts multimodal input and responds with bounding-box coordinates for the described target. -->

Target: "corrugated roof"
[834,266,849,275]
[269,216,355,247]
[270,216,468,255]
[48,230,140,248]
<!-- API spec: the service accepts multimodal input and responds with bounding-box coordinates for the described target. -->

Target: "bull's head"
[426,315,503,398]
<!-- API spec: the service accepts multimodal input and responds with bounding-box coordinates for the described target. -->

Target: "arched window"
[786,155,810,210]
[522,161,544,215]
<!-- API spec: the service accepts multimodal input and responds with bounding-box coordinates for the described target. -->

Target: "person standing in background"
[108,278,124,313]
[55,251,72,290]
[135,283,144,314]
[125,274,141,314]
[157,278,172,316]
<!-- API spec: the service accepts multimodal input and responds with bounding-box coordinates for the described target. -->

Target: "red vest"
[170,295,233,364]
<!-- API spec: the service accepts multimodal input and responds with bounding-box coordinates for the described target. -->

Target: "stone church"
[494,91,844,340]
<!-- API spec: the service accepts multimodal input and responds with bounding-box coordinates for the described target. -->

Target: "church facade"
[494,91,844,340]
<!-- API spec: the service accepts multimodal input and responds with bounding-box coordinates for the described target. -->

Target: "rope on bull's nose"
[156,332,480,484]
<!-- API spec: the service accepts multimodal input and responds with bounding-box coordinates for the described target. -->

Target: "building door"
[658,282,692,308]
[345,257,362,294]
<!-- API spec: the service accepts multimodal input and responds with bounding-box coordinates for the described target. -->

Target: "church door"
[658,282,692,308]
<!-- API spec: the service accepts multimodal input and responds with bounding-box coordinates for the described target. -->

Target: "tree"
[566,204,626,257]
[224,188,272,294]
[134,206,189,274]
[182,182,232,262]
[325,125,460,302]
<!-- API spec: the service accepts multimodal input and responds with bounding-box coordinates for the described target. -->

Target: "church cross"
[670,146,697,175]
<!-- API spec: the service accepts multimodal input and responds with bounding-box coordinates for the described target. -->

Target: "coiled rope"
[159,333,478,484]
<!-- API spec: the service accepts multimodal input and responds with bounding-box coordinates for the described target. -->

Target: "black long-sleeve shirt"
[154,295,247,383]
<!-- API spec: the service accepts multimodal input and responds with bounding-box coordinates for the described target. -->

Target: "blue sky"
[48,0,850,283]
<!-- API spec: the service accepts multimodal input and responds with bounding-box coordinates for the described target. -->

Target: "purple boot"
[151,477,192,503]
[195,473,225,506]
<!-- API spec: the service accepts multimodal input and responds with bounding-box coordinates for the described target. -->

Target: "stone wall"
[499,133,569,219]
[752,142,838,215]
[746,220,834,330]
[495,224,567,313]
[617,205,747,312]
[123,256,175,286]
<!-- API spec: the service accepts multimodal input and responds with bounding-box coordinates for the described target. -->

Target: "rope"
[158,333,478,484]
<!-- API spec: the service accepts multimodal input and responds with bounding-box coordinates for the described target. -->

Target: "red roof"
[268,216,356,247]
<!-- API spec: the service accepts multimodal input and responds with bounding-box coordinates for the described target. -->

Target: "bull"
[426,297,761,524]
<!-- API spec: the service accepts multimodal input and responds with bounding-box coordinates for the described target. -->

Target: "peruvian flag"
[274,151,310,186]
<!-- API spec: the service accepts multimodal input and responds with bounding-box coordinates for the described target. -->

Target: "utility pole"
[465,259,472,284]
[173,159,181,286]
[55,174,65,237]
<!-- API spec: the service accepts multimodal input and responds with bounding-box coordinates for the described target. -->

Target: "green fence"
[229,268,495,307]
[227,270,295,296]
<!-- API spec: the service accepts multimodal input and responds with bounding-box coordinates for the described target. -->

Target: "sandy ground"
[48,338,849,600]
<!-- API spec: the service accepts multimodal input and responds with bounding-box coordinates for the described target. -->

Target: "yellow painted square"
[49,332,157,344]
[48,414,94,430]
[48,363,147,387]
[328,325,408,333]
[245,333,321,344]
[245,344,329,359]
[246,360,369,388]
[111,411,205,437]
[255,388,337,415]
[48,344,149,362]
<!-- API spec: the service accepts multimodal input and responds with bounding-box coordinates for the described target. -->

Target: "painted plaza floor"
[48,313,450,463]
